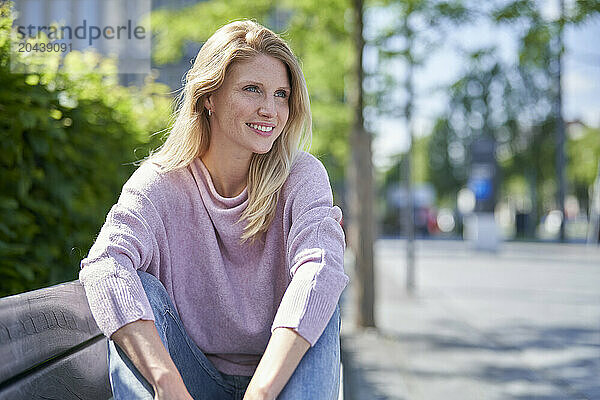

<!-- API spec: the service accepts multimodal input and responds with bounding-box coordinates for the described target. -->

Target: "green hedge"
[0,4,172,296]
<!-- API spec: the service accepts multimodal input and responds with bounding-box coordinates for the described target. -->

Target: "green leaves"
[567,126,600,191]
[0,2,172,296]
[151,0,276,64]
[426,0,600,229]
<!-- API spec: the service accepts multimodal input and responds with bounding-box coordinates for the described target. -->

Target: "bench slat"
[0,280,102,383]
[0,335,111,399]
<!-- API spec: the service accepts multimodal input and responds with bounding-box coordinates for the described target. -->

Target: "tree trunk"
[347,0,375,328]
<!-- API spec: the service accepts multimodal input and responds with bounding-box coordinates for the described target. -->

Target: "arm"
[79,166,186,398]
[270,154,348,345]
[243,327,310,400]
[110,319,193,399]
[245,154,349,398]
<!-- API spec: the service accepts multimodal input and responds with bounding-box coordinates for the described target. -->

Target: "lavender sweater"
[79,151,349,375]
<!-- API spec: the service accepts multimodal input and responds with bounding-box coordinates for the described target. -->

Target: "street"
[341,240,600,400]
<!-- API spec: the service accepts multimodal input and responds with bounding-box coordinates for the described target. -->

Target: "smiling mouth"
[246,123,274,133]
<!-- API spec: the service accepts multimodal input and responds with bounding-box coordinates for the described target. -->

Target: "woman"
[79,20,349,400]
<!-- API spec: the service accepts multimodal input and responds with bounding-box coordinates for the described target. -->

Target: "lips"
[246,122,275,136]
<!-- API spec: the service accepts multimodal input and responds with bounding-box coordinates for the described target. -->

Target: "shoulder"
[282,151,333,202]
[287,151,330,185]
[120,160,188,206]
[123,160,166,196]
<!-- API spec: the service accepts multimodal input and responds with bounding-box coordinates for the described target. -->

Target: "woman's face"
[204,53,291,157]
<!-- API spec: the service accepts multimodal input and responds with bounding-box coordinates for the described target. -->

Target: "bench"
[0,280,112,399]
[0,281,346,400]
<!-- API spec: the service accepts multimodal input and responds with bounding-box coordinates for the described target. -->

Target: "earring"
[208,109,213,117]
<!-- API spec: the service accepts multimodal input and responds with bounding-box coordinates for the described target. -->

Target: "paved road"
[340,240,600,400]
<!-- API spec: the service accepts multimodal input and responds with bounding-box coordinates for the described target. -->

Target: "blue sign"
[468,178,492,201]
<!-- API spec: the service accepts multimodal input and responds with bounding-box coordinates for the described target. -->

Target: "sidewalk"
[340,240,600,400]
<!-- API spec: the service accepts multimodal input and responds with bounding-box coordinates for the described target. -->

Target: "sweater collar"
[192,157,249,210]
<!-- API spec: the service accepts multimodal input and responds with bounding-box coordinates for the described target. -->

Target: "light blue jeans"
[108,271,341,400]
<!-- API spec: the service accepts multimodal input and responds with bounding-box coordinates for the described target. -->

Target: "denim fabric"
[108,271,341,400]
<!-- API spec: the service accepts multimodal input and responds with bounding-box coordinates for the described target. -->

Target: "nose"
[258,97,276,118]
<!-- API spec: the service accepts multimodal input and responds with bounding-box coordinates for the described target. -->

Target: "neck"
[200,148,250,198]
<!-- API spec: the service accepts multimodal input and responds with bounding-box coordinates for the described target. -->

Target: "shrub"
[0,3,172,296]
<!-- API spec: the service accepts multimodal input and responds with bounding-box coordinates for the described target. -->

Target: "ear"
[203,95,213,113]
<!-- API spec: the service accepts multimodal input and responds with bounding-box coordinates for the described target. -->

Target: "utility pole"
[403,15,416,293]
[556,0,567,242]
[378,1,469,292]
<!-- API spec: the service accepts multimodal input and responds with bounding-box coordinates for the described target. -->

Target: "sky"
[368,7,600,171]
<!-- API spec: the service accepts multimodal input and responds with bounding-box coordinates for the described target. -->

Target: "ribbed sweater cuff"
[80,273,155,339]
[270,271,339,346]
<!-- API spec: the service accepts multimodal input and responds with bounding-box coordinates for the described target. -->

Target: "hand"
[242,327,309,400]
[153,372,194,400]
[154,385,194,400]
[242,385,273,400]
[154,387,194,400]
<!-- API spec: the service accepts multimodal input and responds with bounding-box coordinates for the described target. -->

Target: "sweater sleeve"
[79,165,164,339]
[271,154,350,346]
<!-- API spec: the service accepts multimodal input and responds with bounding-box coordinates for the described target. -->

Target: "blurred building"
[13,0,203,90]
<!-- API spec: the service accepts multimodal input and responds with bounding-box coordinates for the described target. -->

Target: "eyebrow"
[239,80,291,91]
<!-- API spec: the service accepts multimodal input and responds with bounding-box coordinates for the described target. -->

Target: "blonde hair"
[146,20,312,243]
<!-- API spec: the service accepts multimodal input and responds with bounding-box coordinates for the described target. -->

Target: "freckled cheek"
[229,97,255,114]
[277,105,290,126]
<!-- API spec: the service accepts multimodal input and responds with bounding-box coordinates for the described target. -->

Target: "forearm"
[244,327,310,400]
[110,319,187,392]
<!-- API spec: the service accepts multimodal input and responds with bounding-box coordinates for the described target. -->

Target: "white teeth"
[248,123,273,132]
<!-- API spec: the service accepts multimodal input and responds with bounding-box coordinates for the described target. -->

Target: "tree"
[367,0,469,290]
[428,46,558,235]
[0,3,171,296]
[493,0,600,239]
[426,1,600,239]
[347,0,376,327]
[567,125,600,215]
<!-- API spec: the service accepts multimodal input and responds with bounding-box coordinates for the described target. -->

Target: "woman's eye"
[245,86,260,93]
[275,90,288,98]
